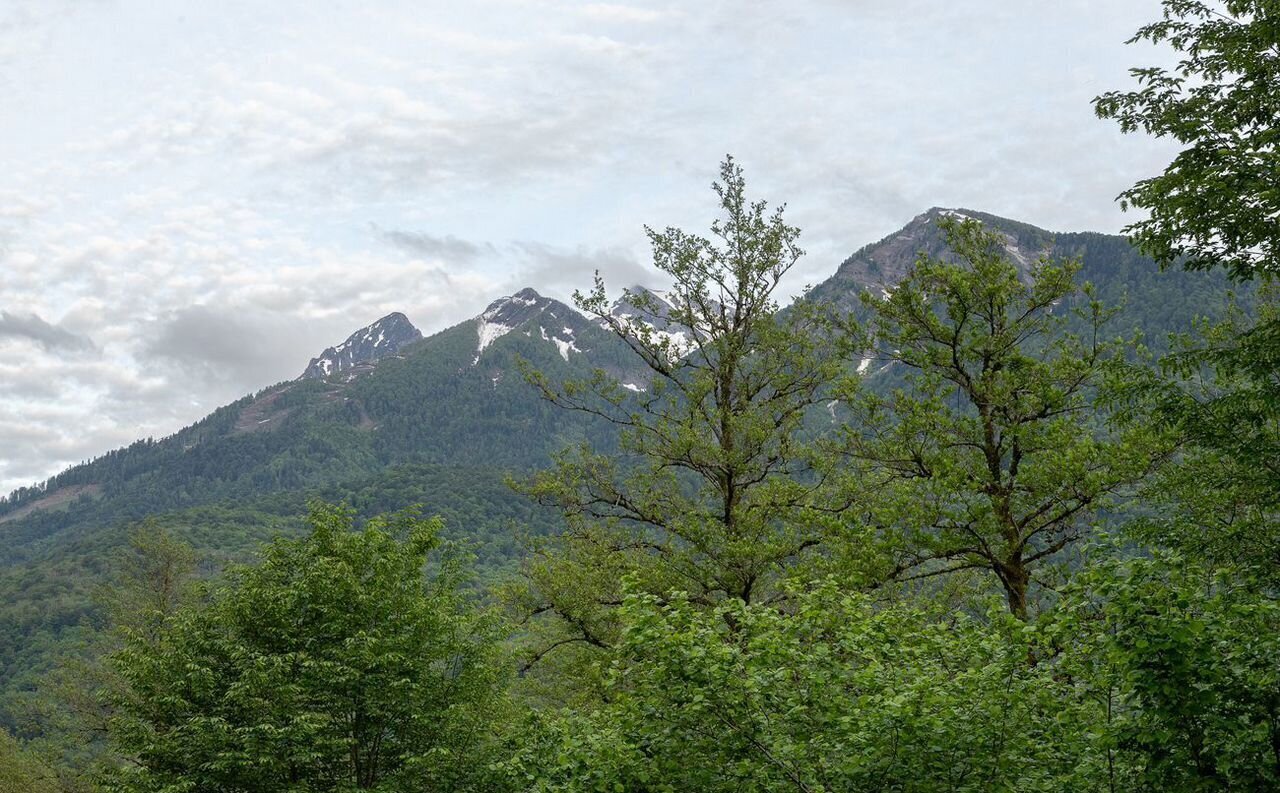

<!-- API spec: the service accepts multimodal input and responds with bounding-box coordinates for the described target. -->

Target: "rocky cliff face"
[300,312,423,380]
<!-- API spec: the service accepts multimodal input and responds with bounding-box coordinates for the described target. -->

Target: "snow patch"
[552,336,580,361]
[1002,240,1032,270]
[474,319,514,363]
[653,329,693,361]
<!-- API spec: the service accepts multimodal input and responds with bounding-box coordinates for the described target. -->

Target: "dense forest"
[4,2,1280,790]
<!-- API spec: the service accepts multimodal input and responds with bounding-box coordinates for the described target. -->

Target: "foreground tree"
[14,521,198,789]
[1108,293,1280,578]
[516,157,851,659]
[847,218,1159,618]
[499,583,1105,793]
[105,504,506,792]
[1049,549,1280,791]
[1094,0,1280,279]
[1098,0,1280,576]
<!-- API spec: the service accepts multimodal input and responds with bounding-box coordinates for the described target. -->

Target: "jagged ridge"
[300,312,423,380]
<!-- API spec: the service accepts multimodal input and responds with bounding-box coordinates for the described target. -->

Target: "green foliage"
[500,583,1104,793]
[516,156,852,660]
[1049,550,1280,791]
[504,554,1280,793]
[1097,1,1280,580]
[1094,0,1280,279]
[0,462,557,732]
[43,524,197,779]
[848,218,1162,617]
[0,728,60,793]
[104,504,507,792]
[1106,287,1280,578]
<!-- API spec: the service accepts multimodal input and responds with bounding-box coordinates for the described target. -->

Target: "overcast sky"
[0,0,1177,494]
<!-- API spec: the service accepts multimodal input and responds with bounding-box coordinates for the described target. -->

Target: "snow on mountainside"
[468,285,701,392]
[300,311,423,380]
[469,285,705,368]
[472,288,593,365]
[602,285,698,358]
[1,209,1239,533]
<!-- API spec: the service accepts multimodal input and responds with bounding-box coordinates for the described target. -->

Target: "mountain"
[0,209,1251,728]
[300,312,422,380]
[608,285,684,333]
[474,287,596,365]
[808,208,1049,312]
[809,207,1246,346]
[605,284,699,358]
[0,288,625,544]
[0,209,1247,557]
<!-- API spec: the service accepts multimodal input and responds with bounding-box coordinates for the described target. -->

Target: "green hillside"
[0,209,1253,731]
[810,208,1249,344]
[0,295,636,727]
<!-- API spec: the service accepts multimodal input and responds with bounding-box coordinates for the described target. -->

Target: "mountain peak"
[477,288,558,328]
[300,312,423,380]
[608,285,681,330]
[509,287,544,302]
[806,208,1061,313]
[473,288,589,364]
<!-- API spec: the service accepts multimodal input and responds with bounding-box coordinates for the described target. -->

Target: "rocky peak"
[472,288,592,364]
[601,285,701,360]
[608,285,684,332]
[805,208,1057,313]
[300,312,422,380]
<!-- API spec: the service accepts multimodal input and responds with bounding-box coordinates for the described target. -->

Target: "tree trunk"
[1002,562,1029,621]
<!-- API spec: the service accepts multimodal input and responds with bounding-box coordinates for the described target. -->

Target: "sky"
[0,0,1179,494]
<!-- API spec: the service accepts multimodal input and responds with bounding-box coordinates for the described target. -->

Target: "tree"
[1094,0,1280,280]
[1106,291,1280,578]
[1048,550,1280,791]
[498,582,1105,793]
[0,728,59,793]
[105,503,506,792]
[847,218,1159,618]
[515,157,852,659]
[13,521,199,788]
[1097,0,1280,576]
[105,520,198,644]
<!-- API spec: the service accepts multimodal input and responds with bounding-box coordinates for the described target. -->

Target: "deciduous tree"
[847,218,1158,618]
[516,157,852,659]
[105,504,505,792]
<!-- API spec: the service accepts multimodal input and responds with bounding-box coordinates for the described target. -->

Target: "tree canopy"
[104,504,506,793]
[1094,0,1280,279]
